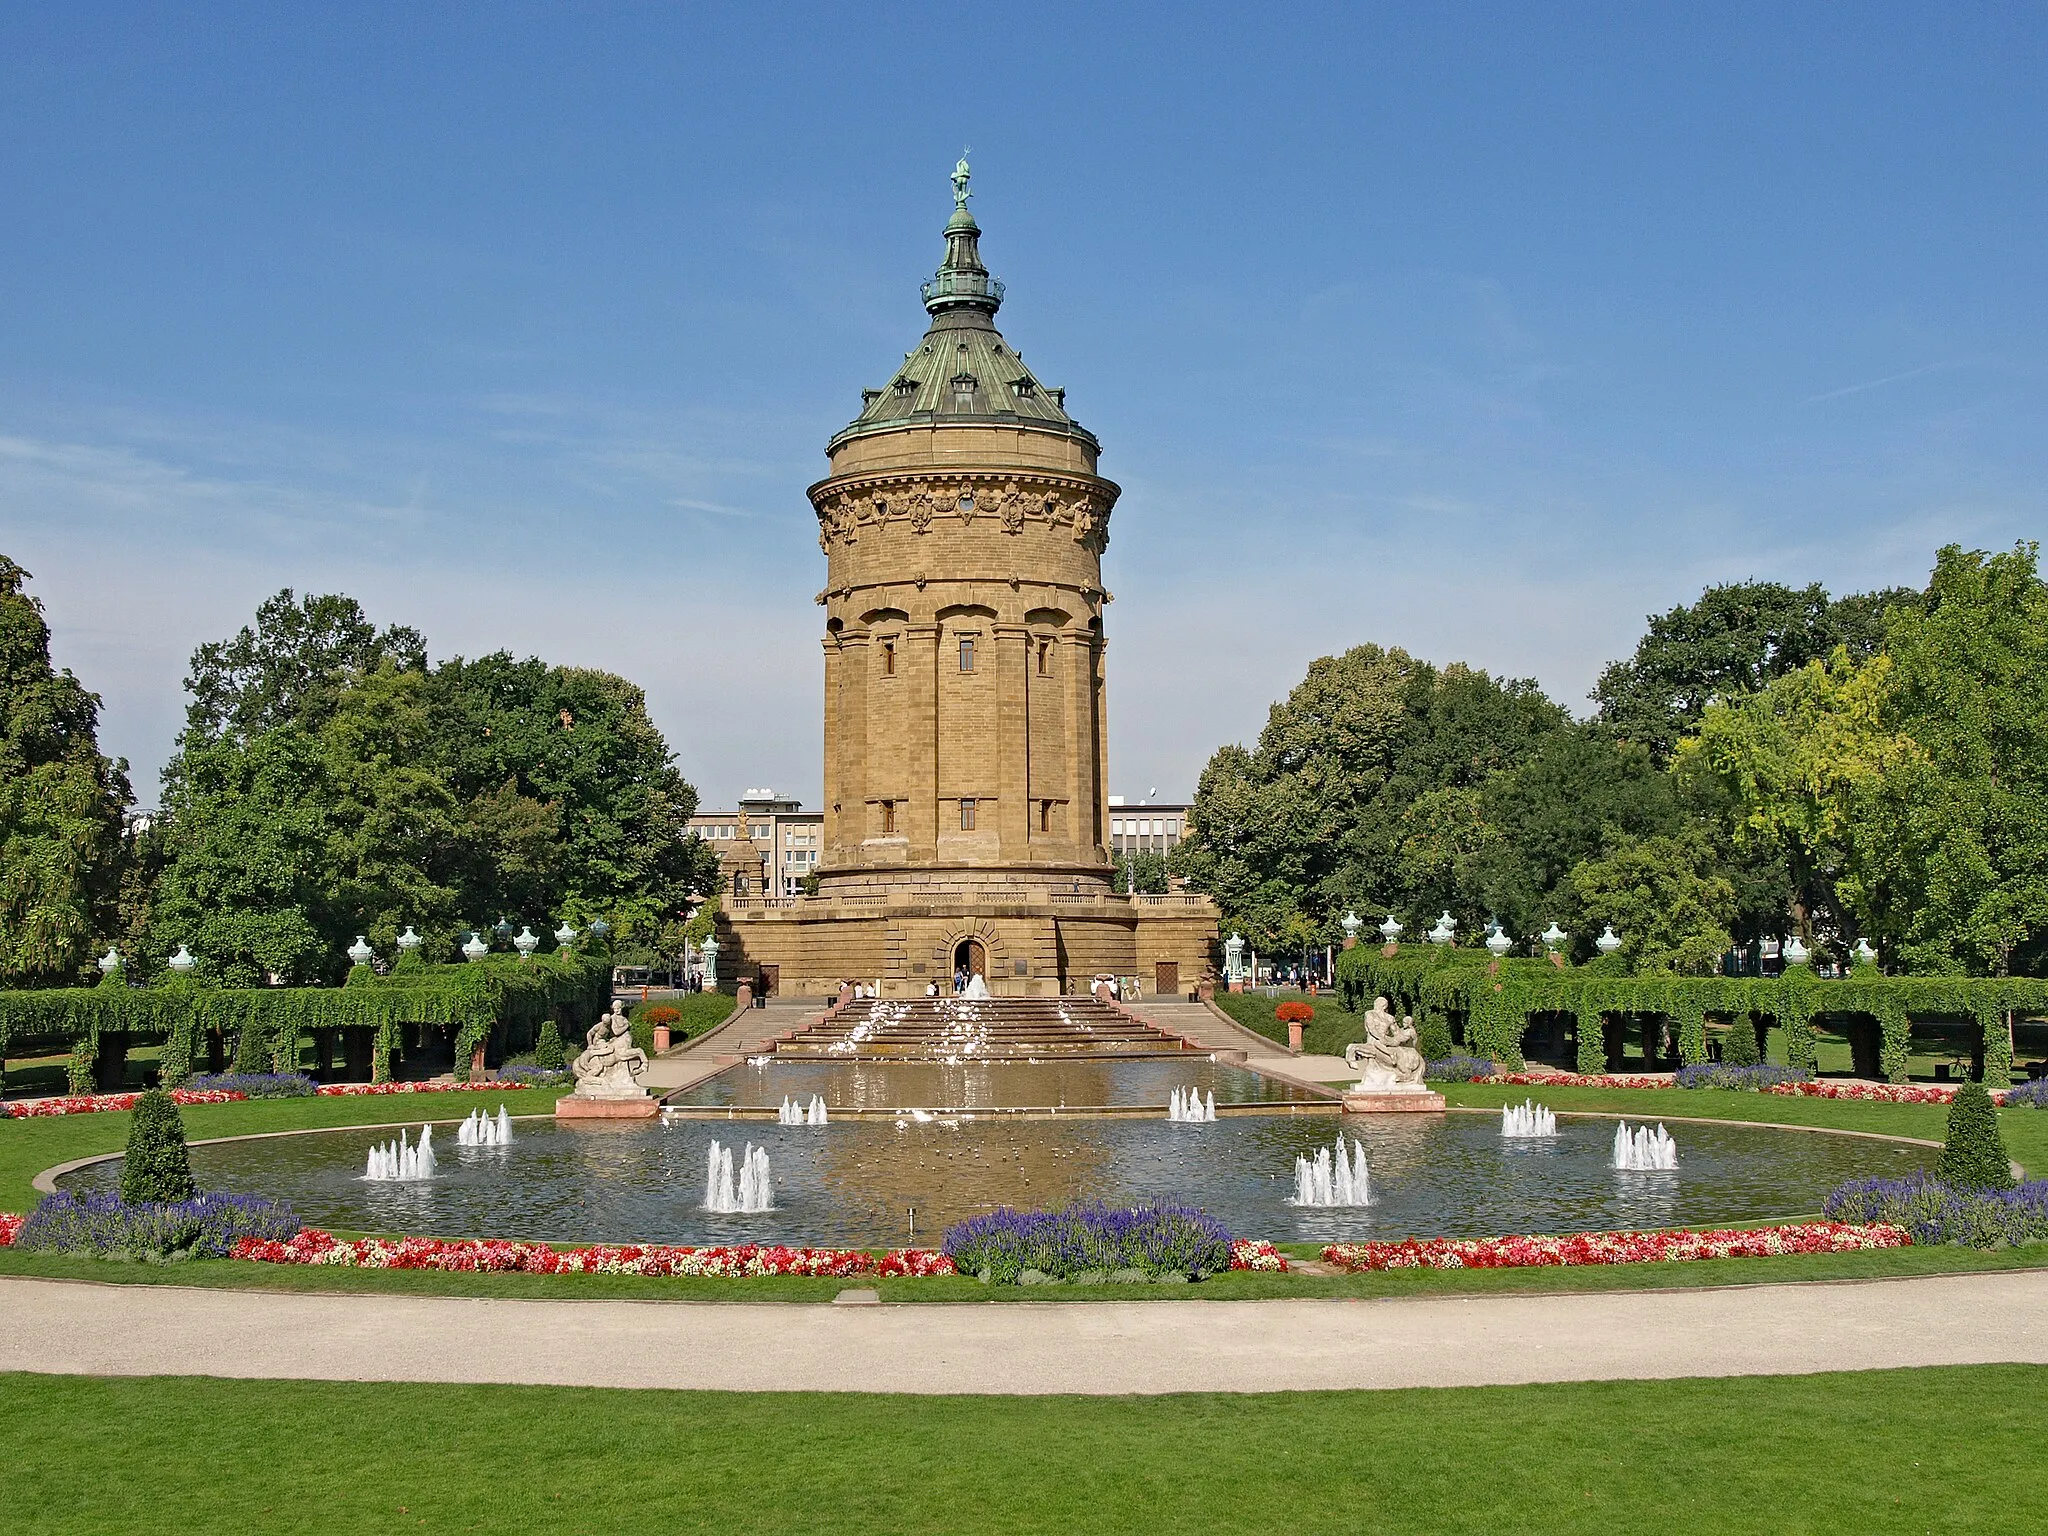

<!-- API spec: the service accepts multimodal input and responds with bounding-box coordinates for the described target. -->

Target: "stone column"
[995,621,1031,858]
[907,622,940,860]
[821,632,841,854]
[1061,624,1092,858]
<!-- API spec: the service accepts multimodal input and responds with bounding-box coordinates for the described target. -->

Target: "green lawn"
[1212,987,1367,1055]
[1,1367,2037,1533]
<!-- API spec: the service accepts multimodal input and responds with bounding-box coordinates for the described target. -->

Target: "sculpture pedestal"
[1341,1089,1446,1114]
[556,1092,660,1120]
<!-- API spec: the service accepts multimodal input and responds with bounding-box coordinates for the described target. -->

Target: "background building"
[715,163,1217,998]
[1107,795,1189,859]
[688,789,824,899]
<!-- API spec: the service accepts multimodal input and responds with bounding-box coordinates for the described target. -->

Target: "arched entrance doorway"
[953,938,987,985]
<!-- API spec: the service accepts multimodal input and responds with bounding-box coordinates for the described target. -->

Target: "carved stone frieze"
[810,470,1117,549]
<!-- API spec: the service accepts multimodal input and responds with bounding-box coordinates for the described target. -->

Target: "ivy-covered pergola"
[1336,944,2048,1085]
[0,952,610,1094]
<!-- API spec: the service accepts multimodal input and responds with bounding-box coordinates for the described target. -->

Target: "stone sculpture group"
[1341,995,1445,1114]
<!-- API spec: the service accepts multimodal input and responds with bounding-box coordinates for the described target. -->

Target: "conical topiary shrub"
[120,1088,196,1205]
[535,1019,565,1071]
[1936,1080,2015,1192]
[1721,1013,1761,1067]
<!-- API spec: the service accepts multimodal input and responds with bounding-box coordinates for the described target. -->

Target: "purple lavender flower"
[17,1191,299,1260]
[943,1202,1233,1283]
[1824,1173,2048,1248]
[1424,1054,1498,1083]
[186,1072,319,1098]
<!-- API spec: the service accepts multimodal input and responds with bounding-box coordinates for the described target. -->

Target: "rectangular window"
[960,798,977,831]
[1039,800,1052,833]
[880,801,897,834]
[882,640,896,676]
[1111,818,1124,836]
[958,637,976,672]
[1037,640,1050,675]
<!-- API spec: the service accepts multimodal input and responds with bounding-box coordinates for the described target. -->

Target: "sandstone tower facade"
[720,163,1216,998]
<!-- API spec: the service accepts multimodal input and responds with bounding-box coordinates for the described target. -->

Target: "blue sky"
[3,3,2042,810]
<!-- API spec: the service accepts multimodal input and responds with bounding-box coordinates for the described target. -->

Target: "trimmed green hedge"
[1336,945,2048,1085]
[0,953,609,1088]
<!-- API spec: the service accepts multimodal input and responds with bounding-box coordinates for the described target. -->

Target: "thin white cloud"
[1800,361,1953,405]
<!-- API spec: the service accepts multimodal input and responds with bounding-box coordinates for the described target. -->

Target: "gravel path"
[4,1270,2044,1394]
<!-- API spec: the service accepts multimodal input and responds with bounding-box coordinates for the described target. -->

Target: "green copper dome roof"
[829,160,1096,454]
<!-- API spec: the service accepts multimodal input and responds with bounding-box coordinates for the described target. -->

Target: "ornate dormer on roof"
[830,157,1094,453]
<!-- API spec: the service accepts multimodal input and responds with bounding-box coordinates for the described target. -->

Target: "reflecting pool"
[64,1105,1935,1249]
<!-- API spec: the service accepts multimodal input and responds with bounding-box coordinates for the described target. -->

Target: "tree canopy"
[1173,645,1573,949]
[145,590,709,984]
[1686,543,2048,976]
[1180,544,2048,982]
[1594,579,1912,761]
[0,556,132,986]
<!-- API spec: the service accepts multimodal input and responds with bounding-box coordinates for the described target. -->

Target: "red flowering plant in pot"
[1274,1000,1314,1051]
[638,1004,683,1052]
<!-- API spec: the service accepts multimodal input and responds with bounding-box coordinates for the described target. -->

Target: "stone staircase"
[768,995,1187,1061]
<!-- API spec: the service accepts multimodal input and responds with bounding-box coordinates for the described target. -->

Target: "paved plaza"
[5,1270,2041,1395]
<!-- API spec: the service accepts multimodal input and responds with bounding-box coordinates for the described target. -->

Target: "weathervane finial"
[952,150,972,208]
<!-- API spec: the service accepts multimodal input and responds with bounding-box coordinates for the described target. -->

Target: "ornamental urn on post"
[1378,914,1403,946]
[1485,920,1513,959]
[396,925,422,955]
[97,947,123,981]
[462,931,489,964]
[553,920,578,950]
[1783,934,1810,966]
[700,934,719,992]
[1427,912,1456,946]
[1223,932,1246,992]
[1540,922,1567,954]
[347,935,375,968]
[514,926,540,960]
[1340,910,1362,950]
[168,944,197,974]
[1595,925,1622,958]
[1853,937,1878,968]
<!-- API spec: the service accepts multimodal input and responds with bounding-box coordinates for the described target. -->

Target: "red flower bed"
[3,1079,540,1118]
[1273,1002,1315,1024]
[0,1212,22,1247]
[1229,1238,1288,1272]
[3,1088,246,1118]
[1763,1080,1983,1105]
[1321,1220,1910,1272]
[1486,1072,1670,1090]
[1488,1073,2008,1104]
[314,1081,534,1098]
[232,1229,957,1279]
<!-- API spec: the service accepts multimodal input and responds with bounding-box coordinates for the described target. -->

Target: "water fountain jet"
[1500,1100,1557,1138]
[364,1125,437,1181]
[1612,1121,1679,1170]
[1290,1137,1369,1206]
[704,1139,774,1212]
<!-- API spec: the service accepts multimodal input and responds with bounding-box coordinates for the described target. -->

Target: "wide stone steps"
[769,997,1189,1061]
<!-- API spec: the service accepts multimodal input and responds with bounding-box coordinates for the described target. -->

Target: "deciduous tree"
[0,556,132,985]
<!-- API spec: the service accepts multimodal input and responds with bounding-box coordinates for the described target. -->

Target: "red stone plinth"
[652,1025,671,1053]
[556,1094,661,1120]
[1341,1089,1447,1114]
